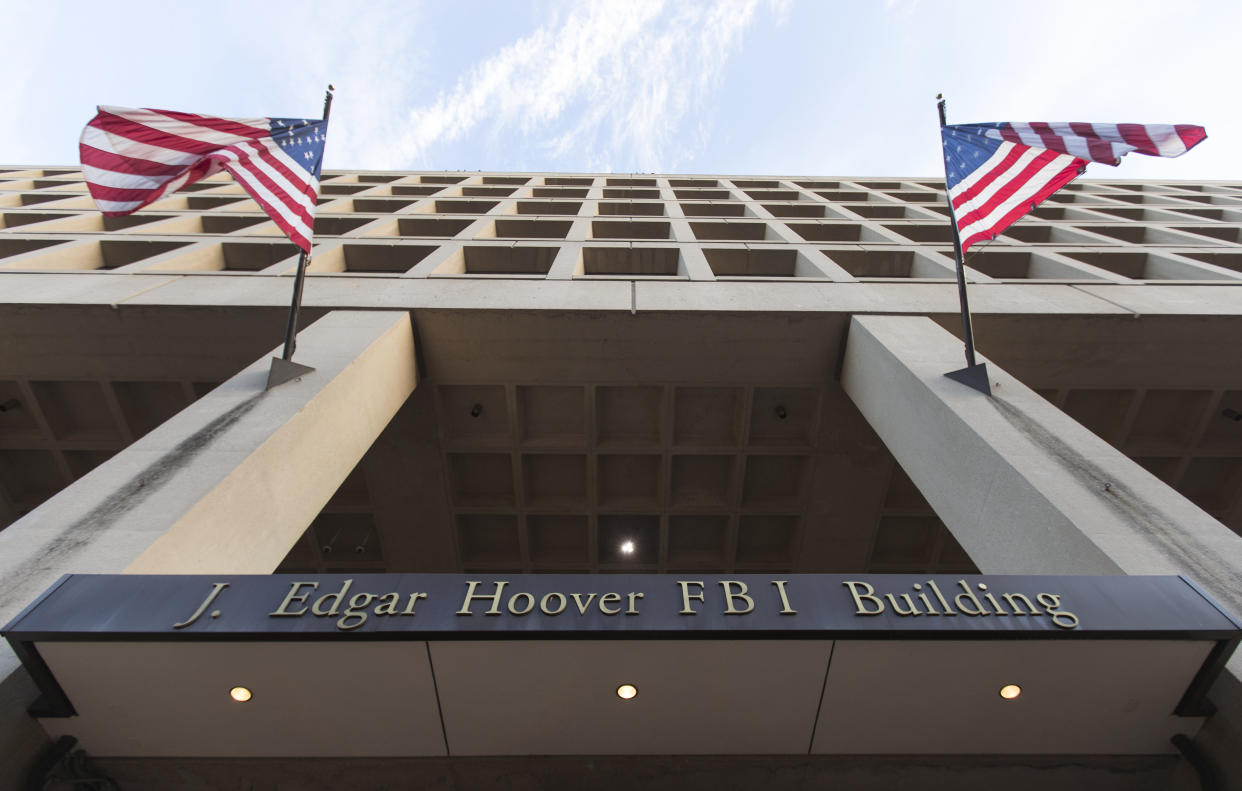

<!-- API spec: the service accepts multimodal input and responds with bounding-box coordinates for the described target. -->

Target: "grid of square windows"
[0,167,1238,282]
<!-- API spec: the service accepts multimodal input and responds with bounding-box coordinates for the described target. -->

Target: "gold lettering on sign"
[311,579,353,617]
[508,592,536,616]
[373,592,403,616]
[677,581,705,615]
[884,593,921,616]
[571,593,597,614]
[402,592,428,615]
[626,591,644,615]
[912,583,940,616]
[173,582,230,629]
[1037,593,1080,628]
[541,592,567,615]
[338,592,376,631]
[844,579,1080,628]
[978,583,1008,615]
[843,581,885,615]
[457,580,507,615]
[771,580,796,614]
[598,592,622,615]
[269,581,318,617]
[719,581,754,615]
[953,580,987,616]
[1002,592,1038,616]
[926,580,957,615]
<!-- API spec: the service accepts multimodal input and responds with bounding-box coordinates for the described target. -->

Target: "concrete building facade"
[1,166,1241,789]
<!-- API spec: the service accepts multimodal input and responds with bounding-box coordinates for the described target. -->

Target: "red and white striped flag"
[80,106,329,251]
[942,122,1206,253]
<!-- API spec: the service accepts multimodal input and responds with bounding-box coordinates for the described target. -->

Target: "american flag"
[942,122,1206,253]
[80,106,328,251]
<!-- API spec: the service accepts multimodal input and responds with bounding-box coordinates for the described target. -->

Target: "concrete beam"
[0,310,416,788]
[841,314,1242,594]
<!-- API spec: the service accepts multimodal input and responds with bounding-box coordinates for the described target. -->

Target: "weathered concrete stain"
[989,393,1242,609]
[4,392,266,613]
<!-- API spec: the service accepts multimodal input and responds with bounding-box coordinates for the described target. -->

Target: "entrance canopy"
[5,573,1238,758]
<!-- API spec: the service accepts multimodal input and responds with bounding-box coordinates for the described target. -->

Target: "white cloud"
[375,0,785,172]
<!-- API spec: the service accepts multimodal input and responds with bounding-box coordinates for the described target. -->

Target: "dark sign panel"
[5,573,1240,641]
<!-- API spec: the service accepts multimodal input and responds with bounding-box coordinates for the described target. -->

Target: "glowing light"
[616,684,638,700]
[999,684,1022,700]
[229,686,253,703]
[620,540,635,555]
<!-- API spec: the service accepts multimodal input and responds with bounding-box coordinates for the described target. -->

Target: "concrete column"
[841,314,1242,589]
[841,314,1242,786]
[0,309,416,789]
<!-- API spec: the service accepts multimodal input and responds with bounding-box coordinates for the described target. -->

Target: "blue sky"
[4,0,1238,179]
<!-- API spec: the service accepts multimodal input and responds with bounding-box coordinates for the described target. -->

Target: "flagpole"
[268,85,333,389]
[281,85,334,361]
[937,94,991,395]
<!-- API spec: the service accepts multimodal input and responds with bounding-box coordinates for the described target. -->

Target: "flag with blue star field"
[80,107,328,251]
[942,122,1206,253]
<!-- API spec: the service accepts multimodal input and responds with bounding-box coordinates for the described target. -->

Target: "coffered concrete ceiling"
[1,304,1240,578]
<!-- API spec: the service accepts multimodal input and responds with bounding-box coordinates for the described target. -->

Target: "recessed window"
[689,221,769,241]
[516,201,582,216]
[352,198,416,213]
[605,178,656,187]
[674,189,732,200]
[491,219,572,239]
[602,188,660,200]
[434,200,499,214]
[591,220,670,240]
[763,203,825,218]
[462,186,516,197]
[314,216,375,235]
[732,179,780,189]
[745,190,799,201]
[337,244,436,273]
[582,247,679,275]
[597,202,664,216]
[390,185,442,196]
[461,246,558,274]
[669,179,719,188]
[679,203,745,217]
[532,187,589,198]
[703,248,796,277]
[396,217,474,237]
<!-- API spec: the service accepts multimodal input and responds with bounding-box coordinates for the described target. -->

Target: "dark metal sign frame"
[5,573,1239,720]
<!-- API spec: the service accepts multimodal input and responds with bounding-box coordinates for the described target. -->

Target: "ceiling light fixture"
[999,684,1021,700]
[620,540,635,555]
[616,684,638,700]
[229,686,253,703]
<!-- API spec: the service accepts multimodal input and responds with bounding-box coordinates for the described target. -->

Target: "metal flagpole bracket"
[266,357,315,389]
[945,362,991,395]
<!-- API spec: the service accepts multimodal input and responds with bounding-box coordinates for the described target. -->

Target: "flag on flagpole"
[942,122,1206,253]
[80,107,328,251]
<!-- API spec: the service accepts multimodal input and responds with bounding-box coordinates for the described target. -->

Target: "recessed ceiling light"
[620,540,635,555]
[999,684,1021,700]
[229,686,253,703]
[616,684,638,700]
